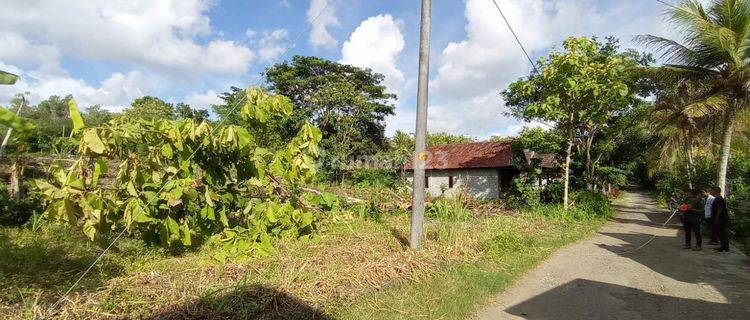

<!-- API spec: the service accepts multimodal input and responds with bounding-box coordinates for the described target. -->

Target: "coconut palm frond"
[682,93,729,117]
[633,35,699,65]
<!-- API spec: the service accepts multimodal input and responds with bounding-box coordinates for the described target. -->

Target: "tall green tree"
[514,127,564,154]
[264,56,396,168]
[174,103,209,122]
[122,96,175,121]
[638,0,750,195]
[16,95,73,151]
[503,37,638,209]
[83,105,114,127]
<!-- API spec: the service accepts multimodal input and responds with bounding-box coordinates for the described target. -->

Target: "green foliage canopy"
[504,37,637,134]
[264,56,396,162]
[503,37,640,207]
[36,88,324,255]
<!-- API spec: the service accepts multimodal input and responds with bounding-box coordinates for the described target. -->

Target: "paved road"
[474,191,750,320]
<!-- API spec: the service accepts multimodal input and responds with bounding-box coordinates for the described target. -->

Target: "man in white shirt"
[703,189,718,245]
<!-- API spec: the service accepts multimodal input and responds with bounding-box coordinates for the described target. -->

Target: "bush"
[526,191,612,221]
[347,168,399,188]
[571,191,613,219]
[426,196,469,222]
[540,181,563,204]
[507,176,540,208]
[0,185,43,226]
[351,201,383,221]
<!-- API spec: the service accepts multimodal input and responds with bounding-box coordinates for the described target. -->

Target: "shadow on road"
[501,191,750,319]
[504,279,746,320]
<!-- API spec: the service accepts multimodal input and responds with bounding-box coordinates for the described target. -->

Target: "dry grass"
[0,189,600,320]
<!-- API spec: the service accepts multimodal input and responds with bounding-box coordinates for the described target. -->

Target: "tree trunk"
[716,109,736,197]
[586,134,593,190]
[9,160,22,200]
[685,138,695,190]
[563,137,573,211]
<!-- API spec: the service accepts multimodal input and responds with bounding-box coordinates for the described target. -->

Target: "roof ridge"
[427,140,513,148]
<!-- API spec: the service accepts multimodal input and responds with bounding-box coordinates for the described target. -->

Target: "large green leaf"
[0,108,34,132]
[0,70,18,85]
[82,130,106,154]
[68,98,85,134]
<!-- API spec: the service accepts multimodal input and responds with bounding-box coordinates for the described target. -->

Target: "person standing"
[710,186,731,253]
[703,189,718,245]
[679,189,703,251]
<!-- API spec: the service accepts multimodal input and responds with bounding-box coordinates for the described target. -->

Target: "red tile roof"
[522,149,558,168]
[405,141,513,170]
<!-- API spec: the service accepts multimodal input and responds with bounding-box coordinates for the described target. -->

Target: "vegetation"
[0,185,610,319]
[2,2,750,318]
[35,89,325,258]
[637,0,750,196]
[504,37,643,209]
[0,70,18,85]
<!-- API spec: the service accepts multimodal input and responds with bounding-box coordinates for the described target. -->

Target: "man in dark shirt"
[710,186,730,253]
[680,189,703,250]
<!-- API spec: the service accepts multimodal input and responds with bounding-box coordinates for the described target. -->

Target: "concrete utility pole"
[410,0,431,250]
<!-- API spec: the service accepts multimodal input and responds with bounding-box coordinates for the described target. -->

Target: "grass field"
[0,197,605,319]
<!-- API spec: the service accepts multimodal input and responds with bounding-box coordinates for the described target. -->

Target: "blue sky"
[0,0,678,139]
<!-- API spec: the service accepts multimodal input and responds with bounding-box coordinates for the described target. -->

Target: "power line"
[489,0,538,73]
[43,4,331,319]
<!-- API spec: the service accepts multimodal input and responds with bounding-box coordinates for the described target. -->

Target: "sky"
[0,0,682,139]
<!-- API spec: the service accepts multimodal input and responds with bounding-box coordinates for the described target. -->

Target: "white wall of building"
[407,168,500,199]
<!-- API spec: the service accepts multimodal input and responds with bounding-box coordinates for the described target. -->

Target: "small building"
[405,141,515,199]
[405,141,556,199]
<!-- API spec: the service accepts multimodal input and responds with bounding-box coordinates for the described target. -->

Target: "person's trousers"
[683,219,702,246]
[703,218,718,243]
[717,220,730,251]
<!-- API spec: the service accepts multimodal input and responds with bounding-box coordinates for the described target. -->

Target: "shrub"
[426,196,469,222]
[0,185,43,226]
[540,181,564,204]
[351,201,383,221]
[347,168,399,188]
[507,176,540,208]
[571,191,613,219]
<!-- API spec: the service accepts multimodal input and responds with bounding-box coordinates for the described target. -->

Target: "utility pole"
[410,0,431,250]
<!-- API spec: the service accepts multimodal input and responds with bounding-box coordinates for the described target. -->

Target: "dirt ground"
[474,191,750,320]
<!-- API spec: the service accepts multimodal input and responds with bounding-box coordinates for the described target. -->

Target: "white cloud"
[0,0,254,75]
[341,14,406,92]
[0,63,157,111]
[307,0,340,49]
[245,29,257,39]
[184,90,222,110]
[0,33,61,72]
[427,93,505,135]
[423,0,674,138]
[258,29,290,62]
[503,121,549,136]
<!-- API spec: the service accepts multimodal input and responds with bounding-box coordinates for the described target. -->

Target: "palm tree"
[638,0,750,196]
[650,81,717,187]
